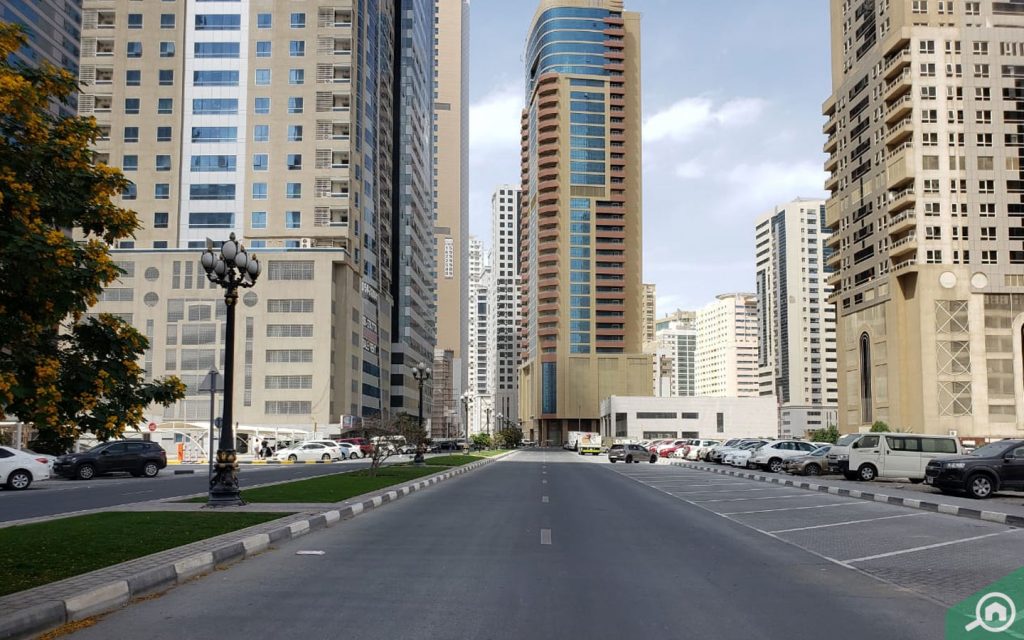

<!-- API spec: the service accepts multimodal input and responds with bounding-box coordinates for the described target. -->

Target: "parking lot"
[600,458,1024,607]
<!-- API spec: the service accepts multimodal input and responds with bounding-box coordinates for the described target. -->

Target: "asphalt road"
[0,459,378,523]
[66,450,953,640]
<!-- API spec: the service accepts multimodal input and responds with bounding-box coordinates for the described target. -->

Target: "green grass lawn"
[0,512,286,597]
[239,465,443,503]
[425,454,483,466]
[471,449,510,457]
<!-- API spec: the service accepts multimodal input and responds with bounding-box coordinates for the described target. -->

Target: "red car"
[658,439,690,458]
[336,437,374,456]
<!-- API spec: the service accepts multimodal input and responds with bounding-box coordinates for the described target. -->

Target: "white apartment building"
[695,294,760,398]
[466,236,491,434]
[755,198,839,437]
[488,185,521,424]
[655,315,697,398]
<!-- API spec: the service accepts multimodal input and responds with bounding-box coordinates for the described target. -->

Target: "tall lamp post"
[200,233,260,506]
[412,362,432,464]
[460,392,470,452]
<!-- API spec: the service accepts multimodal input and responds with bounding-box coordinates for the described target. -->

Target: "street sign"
[199,370,224,393]
[215,417,223,429]
[148,422,157,432]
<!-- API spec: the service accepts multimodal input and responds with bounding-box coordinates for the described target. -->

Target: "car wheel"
[142,462,160,478]
[843,470,858,481]
[649,455,657,464]
[857,464,877,482]
[609,458,617,463]
[321,454,332,462]
[77,464,96,480]
[768,458,784,474]
[967,473,994,499]
[288,454,298,462]
[6,469,32,490]
[804,463,821,476]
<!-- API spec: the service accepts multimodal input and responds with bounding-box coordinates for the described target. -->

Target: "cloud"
[644,96,767,143]
[469,86,522,161]
[723,161,828,212]
[673,160,706,179]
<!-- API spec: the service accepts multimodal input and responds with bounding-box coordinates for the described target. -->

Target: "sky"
[467,0,832,316]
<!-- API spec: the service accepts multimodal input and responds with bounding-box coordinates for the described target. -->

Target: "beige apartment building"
[824,0,1024,438]
[695,294,760,398]
[432,0,470,405]
[642,283,657,344]
[77,1,408,429]
[518,0,651,445]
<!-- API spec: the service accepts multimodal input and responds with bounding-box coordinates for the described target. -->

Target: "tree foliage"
[496,426,523,449]
[869,421,890,433]
[0,24,184,452]
[471,433,492,450]
[807,423,839,444]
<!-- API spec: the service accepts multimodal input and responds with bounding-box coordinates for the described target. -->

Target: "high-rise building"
[518,0,651,446]
[432,0,469,401]
[430,347,454,438]
[755,198,839,437]
[467,236,490,396]
[78,1,425,431]
[695,294,760,398]
[488,185,522,423]
[2,0,82,117]
[391,0,438,417]
[654,314,697,398]
[642,283,657,344]
[824,1,1024,437]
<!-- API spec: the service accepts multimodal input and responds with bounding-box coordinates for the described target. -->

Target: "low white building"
[598,396,779,442]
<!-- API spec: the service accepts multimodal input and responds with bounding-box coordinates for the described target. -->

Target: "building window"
[288,69,304,85]
[127,42,142,58]
[255,68,270,85]
[285,210,301,229]
[289,41,305,57]
[256,41,271,57]
[127,14,143,28]
[155,155,171,171]
[290,12,305,28]
[122,155,138,172]
[254,97,270,114]
[287,125,303,141]
[125,70,141,86]
[124,98,140,114]
[160,14,175,29]
[158,98,173,114]
[252,183,268,200]
[156,126,172,142]
[194,43,240,59]
[257,13,272,28]
[251,211,267,229]
[154,212,169,228]
[252,154,268,171]
[287,97,303,113]
[155,184,170,200]
[286,183,301,199]
[122,184,137,200]
[158,69,173,86]
[159,42,175,58]
[286,154,302,170]
[253,125,269,142]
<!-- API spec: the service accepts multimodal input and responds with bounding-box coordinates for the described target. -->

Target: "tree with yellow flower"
[0,24,184,453]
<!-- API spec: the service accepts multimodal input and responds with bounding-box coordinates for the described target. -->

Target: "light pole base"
[207,450,245,507]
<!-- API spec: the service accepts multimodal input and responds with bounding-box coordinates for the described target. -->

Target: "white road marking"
[693,494,822,504]
[767,512,927,534]
[540,529,552,545]
[669,487,779,495]
[542,496,549,503]
[542,479,547,484]
[720,502,874,516]
[844,530,1018,564]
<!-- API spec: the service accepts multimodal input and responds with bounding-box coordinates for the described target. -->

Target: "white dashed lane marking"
[540,529,552,545]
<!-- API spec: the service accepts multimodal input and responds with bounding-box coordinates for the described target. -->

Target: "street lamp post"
[200,233,261,507]
[412,362,432,465]
[460,392,469,452]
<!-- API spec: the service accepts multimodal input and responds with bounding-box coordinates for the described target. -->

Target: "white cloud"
[469,86,522,161]
[723,161,828,212]
[643,97,767,143]
[673,160,706,179]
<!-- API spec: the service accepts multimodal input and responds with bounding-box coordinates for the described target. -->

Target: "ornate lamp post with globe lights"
[200,233,261,506]
[412,362,431,464]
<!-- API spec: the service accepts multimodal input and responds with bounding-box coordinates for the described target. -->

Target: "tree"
[869,421,890,433]
[496,426,523,449]
[807,423,839,444]
[0,24,184,453]
[471,433,492,450]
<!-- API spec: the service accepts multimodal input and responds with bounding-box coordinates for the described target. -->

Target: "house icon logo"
[948,569,1024,639]
[965,593,1016,633]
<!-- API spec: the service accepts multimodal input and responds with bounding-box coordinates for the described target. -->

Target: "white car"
[0,446,51,490]
[273,442,338,463]
[303,440,345,460]
[722,440,770,467]
[337,442,362,459]
[684,439,721,460]
[748,440,828,473]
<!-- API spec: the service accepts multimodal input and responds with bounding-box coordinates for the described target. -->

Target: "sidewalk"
[674,460,1024,526]
[0,454,515,640]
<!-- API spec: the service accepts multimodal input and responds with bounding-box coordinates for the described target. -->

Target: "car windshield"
[835,434,861,447]
[969,442,1014,458]
[810,446,830,456]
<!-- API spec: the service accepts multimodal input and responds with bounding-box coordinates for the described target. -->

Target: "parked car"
[646,439,672,453]
[686,440,721,461]
[925,439,1024,499]
[657,439,690,457]
[302,440,345,460]
[337,442,362,459]
[724,441,770,468]
[848,433,962,482]
[707,439,747,463]
[718,440,768,466]
[747,440,823,473]
[0,446,51,490]
[273,442,337,463]
[608,443,658,464]
[337,437,374,456]
[783,445,832,476]
[53,441,167,480]
[827,433,868,478]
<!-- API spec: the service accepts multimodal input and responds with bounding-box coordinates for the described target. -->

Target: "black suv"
[925,439,1024,499]
[54,441,168,480]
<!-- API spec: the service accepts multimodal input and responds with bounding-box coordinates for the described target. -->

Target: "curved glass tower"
[519,0,650,445]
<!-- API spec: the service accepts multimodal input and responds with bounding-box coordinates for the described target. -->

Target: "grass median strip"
[0,512,287,597]
[425,454,488,466]
[239,465,444,503]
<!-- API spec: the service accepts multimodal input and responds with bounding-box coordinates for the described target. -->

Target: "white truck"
[567,431,603,455]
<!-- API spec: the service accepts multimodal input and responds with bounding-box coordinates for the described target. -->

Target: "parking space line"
[721,502,875,516]
[668,487,780,495]
[767,512,927,534]
[844,530,1018,564]
[693,494,824,504]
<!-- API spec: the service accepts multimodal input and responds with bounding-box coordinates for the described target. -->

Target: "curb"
[671,461,1024,528]
[0,457,503,640]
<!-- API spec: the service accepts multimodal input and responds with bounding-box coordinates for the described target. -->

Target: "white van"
[847,433,962,482]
